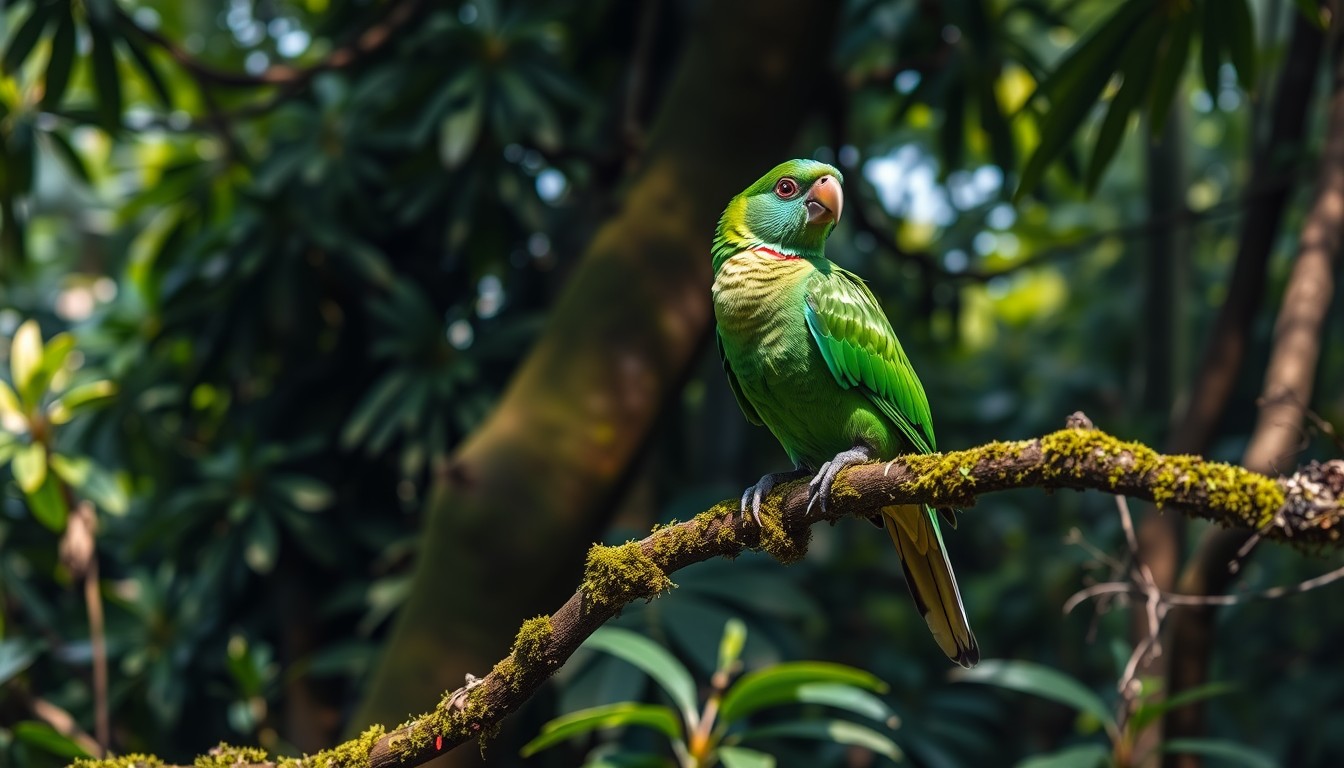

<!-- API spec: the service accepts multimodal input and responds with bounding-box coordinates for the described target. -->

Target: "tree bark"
[353,1,841,763]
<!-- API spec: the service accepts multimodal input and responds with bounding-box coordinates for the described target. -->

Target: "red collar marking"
[756,247,801,261]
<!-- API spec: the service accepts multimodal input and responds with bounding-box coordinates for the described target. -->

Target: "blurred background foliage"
[1,0,1342,766]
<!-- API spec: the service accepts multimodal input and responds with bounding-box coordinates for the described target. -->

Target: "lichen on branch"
[69,422,1340,768]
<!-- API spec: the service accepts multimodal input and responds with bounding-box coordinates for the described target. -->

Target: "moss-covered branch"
[71,422,1344,768]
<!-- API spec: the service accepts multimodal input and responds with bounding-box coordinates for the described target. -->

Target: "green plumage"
[712,159,978,667]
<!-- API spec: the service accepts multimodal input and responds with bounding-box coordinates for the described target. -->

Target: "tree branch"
[72,422,1344,768]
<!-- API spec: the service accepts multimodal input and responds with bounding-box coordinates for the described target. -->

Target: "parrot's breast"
[713,251,897,467]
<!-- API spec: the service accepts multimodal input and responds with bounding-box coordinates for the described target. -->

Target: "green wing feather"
[802,268,936,454]
[717,331,763,427]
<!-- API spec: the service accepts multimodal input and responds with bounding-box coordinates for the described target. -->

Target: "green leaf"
[1016,743,1109,768]
[342,372,410,449]
[737,719,901,763]
[1225,0,1257,91]
[582,628,699,727]
[117,29,173,108]
[10,319,43,403]
[25,474,67,532]
[1148,8,1195,135]
[12,442,47,494]
[244,513,280,574]
[1162,738,1277,768]
[2,5,54,76]
[1294,0,1327,28]
[717,617,747,677]
[0,638,44,685]
[0,379,22,422]
[440,79,485,168]
[88,22,124,132]
[48,379,116,424]
[954,660,1117,734]
[48,452,90,487]
[0,432,17,466]
[13,721,91,759]
[1199,0,1226,96]
[42,9,76,108]
[719,662,888,725]
[43,128,91,184]
[270,473,334,512]
[1130,681,1237,735]
[717,746,776,768]
[520,703,684,757]
[1085,15,1162,193]
[1017,0,1158,198]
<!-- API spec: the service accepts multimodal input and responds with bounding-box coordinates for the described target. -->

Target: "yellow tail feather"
[881,504,979,668]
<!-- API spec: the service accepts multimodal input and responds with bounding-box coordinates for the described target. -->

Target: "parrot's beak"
[805,175,843,226]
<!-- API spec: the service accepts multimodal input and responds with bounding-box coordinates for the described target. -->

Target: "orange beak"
[805,175,843,226]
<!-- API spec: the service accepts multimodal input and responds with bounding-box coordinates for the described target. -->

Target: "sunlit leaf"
[117,25,173,108]
[49,453,90,487]
[719,662,888,725]
[0,379,22,421]
[737,719,901,762]
[717,618,747,677]
[1162,738,1276,768]
[582,627,699,727]
[48,379,116,424]
[953,660,1116,734]
[717,746,776,768]
[520,702,684,757]
[1129,682,1237,735]
[10,319,43,402]
[12,442,47,494]
[2,4,53,75]
[25,474,67,532]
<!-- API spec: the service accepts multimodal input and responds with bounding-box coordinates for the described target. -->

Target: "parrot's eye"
[774,177,800,199]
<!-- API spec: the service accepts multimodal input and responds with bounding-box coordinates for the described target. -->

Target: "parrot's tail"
[881,504,979,668]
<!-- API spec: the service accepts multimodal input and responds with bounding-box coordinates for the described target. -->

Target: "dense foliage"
[1,0,1342,766]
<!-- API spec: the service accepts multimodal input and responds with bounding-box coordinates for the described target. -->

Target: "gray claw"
[739,467,809,526]
[806,446,876,515]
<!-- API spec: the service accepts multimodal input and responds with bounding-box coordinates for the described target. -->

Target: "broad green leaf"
[48,453,90,487]
[12,442,47,494]
[1225,0,1257,90]
[13,721,91,759]
[1129,681,1237,735]
[719,662,888,725]
[10,320,43,402]
[117,27,173,108]
[1162,738,1276,768]
[1148,9,1195,135]
[0,432,17,465]
[737,719,901,763]
[440,85,485,169]
[521,702,683,757]
[718,746,776,768]
[34,332,75,397]
[1016,743,1109,768]
[1086,15,1162,193]
[2,5,53,75]
[0,379,22,421]
[582,627,699,726]
[88,22,124,132]
[48,380,116,424]
[717,618,747,676]
[42,9,76,108]
[789,682,899,725]
[25,474,67,532]
[75,460,128,516]
[0,638,43,685]
[953,660,1116,734]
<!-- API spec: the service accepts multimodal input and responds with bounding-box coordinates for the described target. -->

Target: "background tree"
[1,0,1342,767]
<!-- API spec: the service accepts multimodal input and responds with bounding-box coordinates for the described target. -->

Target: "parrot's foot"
[740,467,809,526]
[807,446,876,515]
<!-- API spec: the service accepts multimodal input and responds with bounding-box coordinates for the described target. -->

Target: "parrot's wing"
[802,268,936,454]
[717,330,764,427]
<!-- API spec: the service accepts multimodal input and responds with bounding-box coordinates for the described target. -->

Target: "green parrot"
[711,158,978,667]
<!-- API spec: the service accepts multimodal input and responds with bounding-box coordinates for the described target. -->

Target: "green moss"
[195,745,270,768]
[276,725,386,768]
[72,757,164,768]
[756,491,810,564]
[512,615,553,664]
[581,540,673,609]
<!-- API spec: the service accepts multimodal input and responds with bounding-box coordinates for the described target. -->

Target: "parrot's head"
[712,159,844,272]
